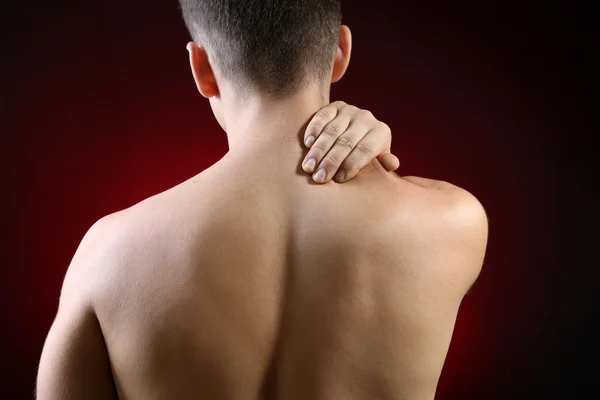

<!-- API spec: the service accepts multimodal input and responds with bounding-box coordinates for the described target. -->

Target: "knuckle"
[318,129,337,141]
[315,109,332,121]
[312,142,328,152]
[356,141,373,154]
[322,153,341,166]
[340,154,361,171]
[347,105,360,114]
[313,113,326,122]
[361,109,374,119]
[341,154,358,167]
[324,123,342,136]
[335,135,355,150]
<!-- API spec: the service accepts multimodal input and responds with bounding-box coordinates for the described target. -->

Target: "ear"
[186,42,219,98]
[331,25,352,83]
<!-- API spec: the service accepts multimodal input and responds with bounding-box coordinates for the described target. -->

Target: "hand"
[302,101,400,184]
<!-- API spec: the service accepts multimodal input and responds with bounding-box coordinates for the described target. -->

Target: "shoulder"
[79,192,176,256]
[71,184,201,272]
[399,175,487,231]
[383,175,488,291]
[75,208,136,262]
[60,208,142,305]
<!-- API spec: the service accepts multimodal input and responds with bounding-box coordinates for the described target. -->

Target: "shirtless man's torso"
[38,136,487,399]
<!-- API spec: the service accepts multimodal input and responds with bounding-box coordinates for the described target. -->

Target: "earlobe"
[331,25,352,84]
[187,42,219,98]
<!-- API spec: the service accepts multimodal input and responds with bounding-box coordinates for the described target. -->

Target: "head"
[179,0,351,130]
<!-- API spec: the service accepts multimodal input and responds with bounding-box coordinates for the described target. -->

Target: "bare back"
[79,146,486,400]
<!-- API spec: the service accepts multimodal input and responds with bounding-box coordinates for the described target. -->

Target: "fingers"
[307,116,373,183]
[302,104,361,177]
[377,151,401,172]
[303,101,400,184]
[333,125,394,182]
[303,101,345,148]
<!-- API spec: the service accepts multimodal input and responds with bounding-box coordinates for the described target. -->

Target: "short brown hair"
[179,0,343,98]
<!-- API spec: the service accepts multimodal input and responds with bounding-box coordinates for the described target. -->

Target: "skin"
[37,23,488,400]
[302,101,400,183]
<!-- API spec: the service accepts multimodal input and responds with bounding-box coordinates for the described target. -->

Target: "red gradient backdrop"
[2,1,593,399]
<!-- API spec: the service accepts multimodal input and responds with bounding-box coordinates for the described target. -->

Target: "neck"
[221,87,330,155]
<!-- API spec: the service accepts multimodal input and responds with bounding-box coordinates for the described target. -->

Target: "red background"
[2,0,593,399]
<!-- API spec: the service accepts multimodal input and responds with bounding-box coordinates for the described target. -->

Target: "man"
[37,1,488,399]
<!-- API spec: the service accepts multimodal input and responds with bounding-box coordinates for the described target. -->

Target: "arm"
[302,101,401,183]
[36,220,118,400]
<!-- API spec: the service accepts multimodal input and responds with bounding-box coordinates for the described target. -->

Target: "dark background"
[2,0,594,399]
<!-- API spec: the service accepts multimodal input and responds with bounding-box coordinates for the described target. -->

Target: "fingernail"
[335,169,346,182]
[304,158,316,172]
[305,136,316,147]
[314,169,326,183]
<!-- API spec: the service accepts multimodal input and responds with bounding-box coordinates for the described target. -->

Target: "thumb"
[377,150,400,171]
